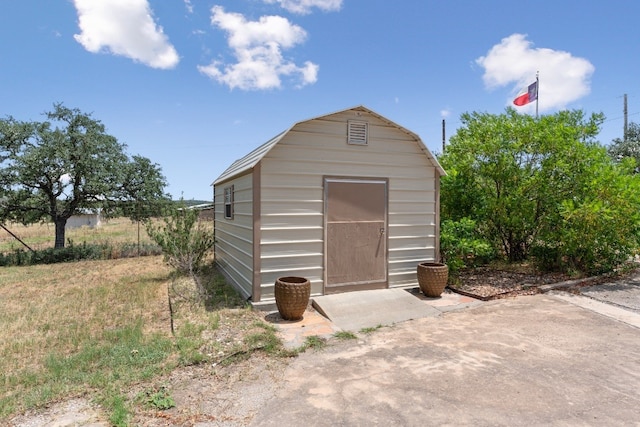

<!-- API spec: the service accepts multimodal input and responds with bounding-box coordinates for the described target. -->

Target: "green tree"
[534,153,640,274]
[439,108,640,274]
[608,122,640,173]
[0,104,169,248]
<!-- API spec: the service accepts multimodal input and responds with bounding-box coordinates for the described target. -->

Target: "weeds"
[100,391,131,427]
[303,336,327,350]
[334,331,358,340]
[174,320,210,366]
[244,322,283,354]
[140,386,175,410]
[1,257,169,422]
[360,324,384,334]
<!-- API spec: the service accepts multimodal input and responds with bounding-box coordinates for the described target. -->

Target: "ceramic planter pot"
[417,262,448,297]
[274,276,311,320]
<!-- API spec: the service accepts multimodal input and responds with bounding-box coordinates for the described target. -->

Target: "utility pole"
[442,119,446,153]
[624,93,628,140]
[535,71,539,119]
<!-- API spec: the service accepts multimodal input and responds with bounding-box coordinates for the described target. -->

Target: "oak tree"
[0,104,169,248]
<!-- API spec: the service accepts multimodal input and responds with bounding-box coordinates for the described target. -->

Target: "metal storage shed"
[212,105,446,305]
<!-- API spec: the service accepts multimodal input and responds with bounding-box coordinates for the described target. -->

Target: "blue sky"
[1,1,639,201]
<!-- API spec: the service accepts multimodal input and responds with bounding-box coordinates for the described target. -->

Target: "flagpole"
[536,71,540,120]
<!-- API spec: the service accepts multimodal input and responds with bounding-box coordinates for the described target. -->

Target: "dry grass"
[0,257,174,416]
[0,223,284,424]
[1,257,171,369]
[0,217,155,253]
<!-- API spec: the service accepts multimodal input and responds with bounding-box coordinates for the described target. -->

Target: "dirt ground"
[10,354,291,427]
[129,354,289,426]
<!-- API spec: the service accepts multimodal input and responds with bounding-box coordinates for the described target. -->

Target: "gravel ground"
[451,266,572,299]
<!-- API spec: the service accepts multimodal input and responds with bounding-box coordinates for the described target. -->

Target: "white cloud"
[184,0,194,14]
[198,6,318,90]
[476,34,594,112]
[440,109,451,118]
[73,0,179,69]
[263,0,343,14]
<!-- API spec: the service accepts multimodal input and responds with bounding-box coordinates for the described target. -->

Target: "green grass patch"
[101,391,131,427]
[244,322,283,355]
[1,320,174,420]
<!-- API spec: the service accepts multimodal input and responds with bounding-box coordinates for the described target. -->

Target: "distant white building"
[66,210,102,229]
[187,203,215,221]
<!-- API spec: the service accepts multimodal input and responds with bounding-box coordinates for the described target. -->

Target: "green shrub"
[439,108,640,275]
[532,156,640,275]
[440,218,494,275]
[145,204,214,298]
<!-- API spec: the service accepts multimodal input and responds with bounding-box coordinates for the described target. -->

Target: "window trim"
[224,185,234,219]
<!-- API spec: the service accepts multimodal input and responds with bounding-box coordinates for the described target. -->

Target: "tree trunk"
[54,218,67,249]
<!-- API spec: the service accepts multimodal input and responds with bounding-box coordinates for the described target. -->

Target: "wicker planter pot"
[417,262,449,297]
[275,276,311,321]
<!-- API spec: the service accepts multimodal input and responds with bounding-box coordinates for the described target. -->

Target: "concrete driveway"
[252,294,640,426]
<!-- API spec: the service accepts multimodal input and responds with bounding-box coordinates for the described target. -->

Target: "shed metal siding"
[258,164,324,300]
[256,110,439,299]
[214,173,254,299]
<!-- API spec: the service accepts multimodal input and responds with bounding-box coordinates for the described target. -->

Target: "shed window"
[224,186,234,219]
[348,121,368,145]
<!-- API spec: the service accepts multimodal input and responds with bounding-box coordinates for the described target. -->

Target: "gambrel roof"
[213,105,445,186]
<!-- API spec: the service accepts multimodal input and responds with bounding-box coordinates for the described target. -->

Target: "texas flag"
[513,81,538,106]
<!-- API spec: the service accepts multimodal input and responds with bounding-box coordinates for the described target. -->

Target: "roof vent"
[348,121,368,145]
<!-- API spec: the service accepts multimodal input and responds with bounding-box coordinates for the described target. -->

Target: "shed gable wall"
[257,110,439,300]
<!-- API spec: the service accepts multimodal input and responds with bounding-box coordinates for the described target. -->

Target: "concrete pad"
[579,281,640,313]
[406,287,484,312]
[264,309,342,349]
[252,295,640,426]
[311,288,441,331]
[549,291,640,329]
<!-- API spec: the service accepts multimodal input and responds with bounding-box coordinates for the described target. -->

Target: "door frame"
[323,176,389,295]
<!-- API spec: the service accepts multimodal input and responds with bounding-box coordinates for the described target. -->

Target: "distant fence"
[1,215,213,255]
[0,218,150,254]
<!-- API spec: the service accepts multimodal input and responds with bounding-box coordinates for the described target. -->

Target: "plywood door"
[325,178,387,293]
